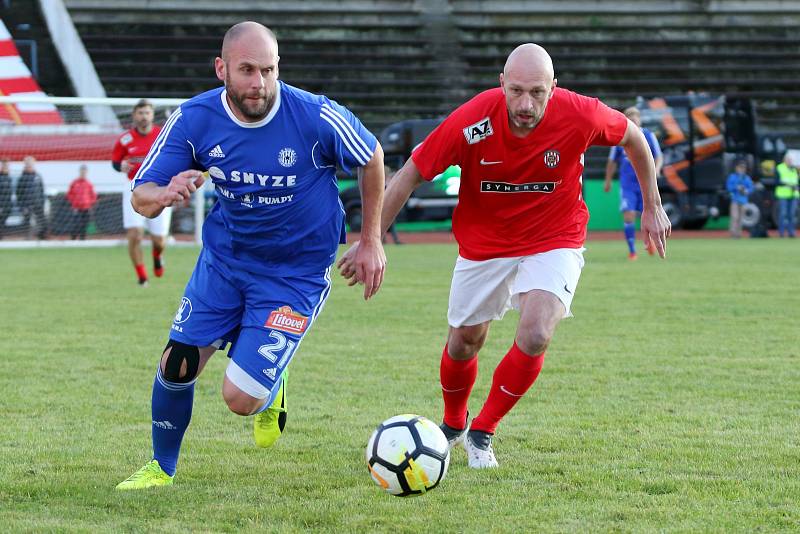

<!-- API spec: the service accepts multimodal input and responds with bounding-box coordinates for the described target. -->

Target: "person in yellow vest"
[775,153,799,238]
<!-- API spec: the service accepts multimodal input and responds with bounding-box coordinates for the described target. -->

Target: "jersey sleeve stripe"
[320,105,371,164]
[320,113,370,166]
[320,104,372,159]
[320,104,372,165]
[132,108,183,185]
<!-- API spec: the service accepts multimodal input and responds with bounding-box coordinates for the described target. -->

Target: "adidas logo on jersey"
[209,145,226,158]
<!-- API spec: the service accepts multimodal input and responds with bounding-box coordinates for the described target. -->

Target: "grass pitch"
[1,237,798,532]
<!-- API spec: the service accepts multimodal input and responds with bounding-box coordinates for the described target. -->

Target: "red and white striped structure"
[0,18,62,125]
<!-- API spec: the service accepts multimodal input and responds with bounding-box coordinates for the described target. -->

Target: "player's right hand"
[160,170,205,207]
[641,203,671,258]
[120,160,131,174]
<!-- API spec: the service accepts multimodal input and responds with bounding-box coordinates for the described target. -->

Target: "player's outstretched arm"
[618,119,671,257]
[338,155,424,288]
[603,159,617,193]
[131,170,205,218]
[352,144,387,300]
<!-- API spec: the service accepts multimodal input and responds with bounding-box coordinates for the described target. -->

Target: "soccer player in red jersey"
[112,99,170,286]
[339,44,671,468]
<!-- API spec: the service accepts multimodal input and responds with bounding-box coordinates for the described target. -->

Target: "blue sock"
[624,222,636,254]
[151,367,195,476]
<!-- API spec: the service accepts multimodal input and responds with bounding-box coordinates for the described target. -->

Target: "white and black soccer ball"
[365,414,450,497]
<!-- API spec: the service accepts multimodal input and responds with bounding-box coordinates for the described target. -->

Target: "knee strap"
[162,339,200,383]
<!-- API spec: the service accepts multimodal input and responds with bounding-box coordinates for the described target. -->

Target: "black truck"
[339,119,458,231]
[637,93,785,230]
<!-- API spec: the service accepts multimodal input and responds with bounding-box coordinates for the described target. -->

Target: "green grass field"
[1,238,798,532]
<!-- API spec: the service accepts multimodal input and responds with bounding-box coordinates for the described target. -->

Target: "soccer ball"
[365,414,450,497]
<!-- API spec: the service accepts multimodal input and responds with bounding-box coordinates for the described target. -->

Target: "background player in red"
[339,43,671,468]
[112,99,170,286]
[65,164,97,240]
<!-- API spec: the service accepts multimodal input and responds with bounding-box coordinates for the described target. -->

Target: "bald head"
[500,44,557,135]
[624,106,641,126]
[216,21,280,122]
[503,43,554,81]
[221,21,277,61]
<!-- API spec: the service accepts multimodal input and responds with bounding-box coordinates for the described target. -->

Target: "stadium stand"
[57,0,800,141]
[3,0,799,199]
[49,0,799,184]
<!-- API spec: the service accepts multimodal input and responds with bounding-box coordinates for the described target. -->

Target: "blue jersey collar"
[220,82,282,128]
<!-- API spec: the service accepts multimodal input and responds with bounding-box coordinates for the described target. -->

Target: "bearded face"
[225,67,276,120]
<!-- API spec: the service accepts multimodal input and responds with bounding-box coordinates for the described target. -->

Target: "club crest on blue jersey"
[278,147,297,167]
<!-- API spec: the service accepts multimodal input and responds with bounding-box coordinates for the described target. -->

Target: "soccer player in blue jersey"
[116,21,387,490]
[604,106,663,259]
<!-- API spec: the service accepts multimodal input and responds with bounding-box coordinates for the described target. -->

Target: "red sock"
[470,342,544,434]
[135,263,148,282]
[152,249,164,277]
[440,345,478,430]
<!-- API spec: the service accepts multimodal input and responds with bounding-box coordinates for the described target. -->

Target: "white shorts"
[447,248,586,328]
[122,185,172,236]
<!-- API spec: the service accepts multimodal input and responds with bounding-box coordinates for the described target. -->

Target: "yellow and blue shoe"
[254,371,288,448]
[116,459,174,490]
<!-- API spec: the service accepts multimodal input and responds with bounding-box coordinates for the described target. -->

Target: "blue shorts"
[169,249,332,405]
[620,187,643,213]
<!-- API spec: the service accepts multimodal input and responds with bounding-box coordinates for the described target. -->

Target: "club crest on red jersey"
[463,117,493,145]
[544,150,560,168]
[265,306,308,334]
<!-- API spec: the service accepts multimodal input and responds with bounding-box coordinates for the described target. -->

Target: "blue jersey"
[133,82,377,276]
[609,127,661,192]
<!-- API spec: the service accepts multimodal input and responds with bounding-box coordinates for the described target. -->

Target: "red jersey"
[111,126,162,180]
[412,87,627,260]
[66,177,97,210]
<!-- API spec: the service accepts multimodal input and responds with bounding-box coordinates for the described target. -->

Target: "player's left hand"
[641,203,672,258]
[336,241,360,284]
[337,239,387,300]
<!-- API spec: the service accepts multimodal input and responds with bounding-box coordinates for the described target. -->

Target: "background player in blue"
[116,21,387,490]
[604,106,663,260]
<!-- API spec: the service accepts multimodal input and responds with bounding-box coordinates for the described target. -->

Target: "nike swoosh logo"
[480,158,503,165]
[499,385,524,397]
[563,284,572,294]
[441,385,466,393]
